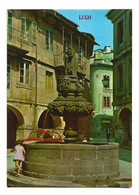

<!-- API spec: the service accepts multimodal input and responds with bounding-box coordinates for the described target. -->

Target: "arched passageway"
[38,110,54,129]
[119,108,132,146]
[7,109,18,148]
[38,109,64,130]
[7,106,24,148]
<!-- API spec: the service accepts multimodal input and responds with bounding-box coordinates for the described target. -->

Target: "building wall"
[90,47,113,138]
[7,9,95,147]
[106,9,132,147]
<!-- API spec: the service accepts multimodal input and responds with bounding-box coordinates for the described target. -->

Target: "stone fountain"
[48,48,93,142]
[22,48,119,183]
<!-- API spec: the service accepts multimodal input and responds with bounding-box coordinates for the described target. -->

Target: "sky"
[56,9,113,50]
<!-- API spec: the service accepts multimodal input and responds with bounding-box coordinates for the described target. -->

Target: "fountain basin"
[23,142,119,182]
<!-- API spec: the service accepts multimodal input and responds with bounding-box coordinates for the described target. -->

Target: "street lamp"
[102,75,109,88]
[102,76,113,94]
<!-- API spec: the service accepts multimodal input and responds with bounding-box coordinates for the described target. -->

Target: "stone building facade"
[106,10,132,147]
[7,9,98,147]
[90,46,113,139]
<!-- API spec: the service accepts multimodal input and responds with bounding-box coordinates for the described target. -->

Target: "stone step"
[7,169,132,188]
[7,171,84,187]
[115,181,132,188]
[111,171,132,181]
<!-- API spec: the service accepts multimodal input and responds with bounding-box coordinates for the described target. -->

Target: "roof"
[42,10,99,45]
[106,9,128,23]
[47,9,79,29]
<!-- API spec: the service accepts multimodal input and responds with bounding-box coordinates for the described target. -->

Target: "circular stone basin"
[23,142,119,182]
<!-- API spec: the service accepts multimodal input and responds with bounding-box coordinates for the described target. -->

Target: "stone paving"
[7,168,131,187]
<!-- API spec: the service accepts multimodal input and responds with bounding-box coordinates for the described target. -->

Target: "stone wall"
[23,142,119,181]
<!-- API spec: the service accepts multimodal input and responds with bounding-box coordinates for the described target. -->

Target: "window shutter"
[7,10,13,41]
[25,63,29,84]
[26,19,31,41]
[46,29,49,50]
[8,10,12,27]
[50,31,53,52]
[46,71,53,92]
[45,28,54,52]
[19,62,29,84]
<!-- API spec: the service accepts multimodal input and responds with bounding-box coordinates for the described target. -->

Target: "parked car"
[23,129,63,143]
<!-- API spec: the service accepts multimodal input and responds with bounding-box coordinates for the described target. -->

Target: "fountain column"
[48,47,94,142]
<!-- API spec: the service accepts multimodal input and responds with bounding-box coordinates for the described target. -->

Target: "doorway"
[119,108,132,146]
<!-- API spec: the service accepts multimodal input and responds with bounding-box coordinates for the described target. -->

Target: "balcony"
[76,57,87,73]
[54,52,64,67]
[54,51,87,74]
[7,26,36,57]
[7,26,88,75]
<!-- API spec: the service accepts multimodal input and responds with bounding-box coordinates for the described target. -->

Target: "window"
[19,62,30,84]
[117,64,123,90]
[21,17,31,41]
[45,71,53,92]
[117,20,124,48]
[29,132,42,139]
[7,10,13,41]
[64,38,69,53]
[21,17,37,43]
[7,57,12,89]
[45,28,53,52]
[43,133,52,139]
[78,46,83,60]
[103,96,111,108]
[101,119,112,131]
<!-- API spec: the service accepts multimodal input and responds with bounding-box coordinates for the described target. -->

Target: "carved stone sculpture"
[48,48,93,142]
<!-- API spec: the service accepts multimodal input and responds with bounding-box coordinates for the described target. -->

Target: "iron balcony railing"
[7,26,88,73]
[54,51,87,73]
[7,25,36,49]
[75,57,87,73]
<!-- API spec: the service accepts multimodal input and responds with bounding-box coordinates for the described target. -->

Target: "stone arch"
[38,109,64,130]
[7,105,24,148]
[38,109,53,129]
[119,108,132,146]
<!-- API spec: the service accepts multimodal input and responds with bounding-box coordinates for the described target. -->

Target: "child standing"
[10,140,26,176]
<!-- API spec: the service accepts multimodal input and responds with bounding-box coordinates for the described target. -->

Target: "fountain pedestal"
[23,142,119,181]
[48,74,93,142]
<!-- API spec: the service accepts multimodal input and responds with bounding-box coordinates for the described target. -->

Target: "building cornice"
[90,62,113,68]
[106,9,127,23]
